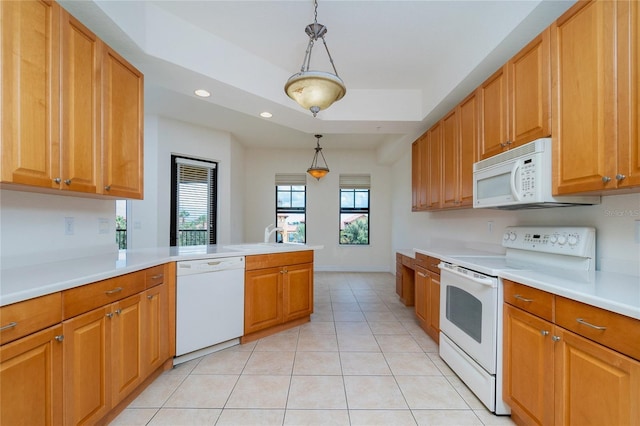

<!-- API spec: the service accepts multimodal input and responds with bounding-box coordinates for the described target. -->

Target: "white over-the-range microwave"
[473,138,601,209]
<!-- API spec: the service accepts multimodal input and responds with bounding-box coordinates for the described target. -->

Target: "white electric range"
[435,226,596,415]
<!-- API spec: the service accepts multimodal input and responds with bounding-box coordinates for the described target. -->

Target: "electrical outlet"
[64,217,75,235]
[635,220,640,244]
[487,221,494,233]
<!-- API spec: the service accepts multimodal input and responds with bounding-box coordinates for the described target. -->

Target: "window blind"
[339,174,370,189]
[275,173,307,186]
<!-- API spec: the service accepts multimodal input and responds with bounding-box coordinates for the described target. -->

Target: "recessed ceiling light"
[194,89,211,98]
[260,112,273,118]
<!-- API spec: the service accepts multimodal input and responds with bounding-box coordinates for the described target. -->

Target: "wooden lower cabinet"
[243,251,314,341]
[554,328,640,426]
[504,285,640,426]
[0,325,63,426]
[414,263,440,344]
[142,283,169,376]
[503,304,554,426]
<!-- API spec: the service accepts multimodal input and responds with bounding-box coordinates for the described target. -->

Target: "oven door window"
[446,286,482,343]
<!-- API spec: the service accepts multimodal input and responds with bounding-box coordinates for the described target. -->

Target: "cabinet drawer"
[0,293,62,345]
[415,253,440,274]
[63,270,145,319]
[145,264,165,288]
[401,255,415,269]
[556,296,640,361]
[503,280,554,321]
[396,253,402,262]
[246,251,313,270]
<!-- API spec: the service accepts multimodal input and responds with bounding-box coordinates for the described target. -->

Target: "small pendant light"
[307,134,330,180]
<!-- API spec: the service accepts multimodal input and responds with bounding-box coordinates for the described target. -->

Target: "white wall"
[391,148,640,276]
[244,148,392,272]
[129,115,243,248]
[0,190,116,266]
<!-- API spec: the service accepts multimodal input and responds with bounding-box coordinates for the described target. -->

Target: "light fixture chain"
[313,0,318,24]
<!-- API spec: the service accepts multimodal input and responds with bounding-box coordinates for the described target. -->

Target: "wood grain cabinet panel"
[442,109,459,208]
[0,292,62,345]
[282,263,314,323]
[457,91,479,207]
[142,283,169,375]
[0,325,63,426]
[427,122,443,209]
[101,45,144,199]
[1,0,61,188]
[479,67,509,160]
[60,9,101,194]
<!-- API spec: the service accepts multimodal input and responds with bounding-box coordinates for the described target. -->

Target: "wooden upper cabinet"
[617,0,640,189]
[479,28,551,160]
[552,0,618,194]
[458,91,478,207]
[508,28,551,146]
[442,109,459,208]
[479,67,508,160]
[0,0,143,199]
[1,0,60,188]
[60,9,101,194]
[411,140,419,211]
[552,0,640,194]
[427,122,443,209]
[102,46,144,199]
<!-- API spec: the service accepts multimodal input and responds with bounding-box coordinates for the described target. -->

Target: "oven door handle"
[439,263,497,288]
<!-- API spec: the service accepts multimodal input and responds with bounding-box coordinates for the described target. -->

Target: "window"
[275,174,306,243]
[170,155,217,246]
[339,174,370,245]
[116,200,127,249]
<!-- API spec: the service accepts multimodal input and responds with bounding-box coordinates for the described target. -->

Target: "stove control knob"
[503,232,510,242]
[557,235,567,245]
[550,234,558,244]
[568,234,579,246]
[509,232,517,241]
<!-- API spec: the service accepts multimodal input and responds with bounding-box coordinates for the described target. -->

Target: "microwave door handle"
[510,160,522,201]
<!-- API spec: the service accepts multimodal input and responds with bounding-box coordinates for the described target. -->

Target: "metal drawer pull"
[151,274,164,280]
[0,322,18,331]
[576,318,607,330]
[105,287,123,295]
[514,294,533,303]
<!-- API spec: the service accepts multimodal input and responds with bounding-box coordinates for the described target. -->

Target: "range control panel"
[502,226,596,258]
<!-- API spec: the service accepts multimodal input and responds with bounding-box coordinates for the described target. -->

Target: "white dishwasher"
[175,256,245,365]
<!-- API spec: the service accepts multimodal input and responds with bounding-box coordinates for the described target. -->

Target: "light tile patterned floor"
[111,272,516,425]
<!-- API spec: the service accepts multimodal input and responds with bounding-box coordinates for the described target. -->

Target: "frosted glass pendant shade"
[285,71,346,116]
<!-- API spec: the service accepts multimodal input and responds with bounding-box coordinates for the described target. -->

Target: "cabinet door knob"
[540,330,549,336]
[115,309,122,315]
[147,294,154,300]
[53,177,61,184]
[64,179,72,185]
[106,312,114,318]
[615,174,626,181]
[54,335,64,342]
[552,336,561,342]
[105,185,111,191]
[602,176,611,183]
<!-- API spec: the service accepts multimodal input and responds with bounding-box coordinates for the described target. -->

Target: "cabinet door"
[426,272,440,344]
[617,0,640,188]
[63,307,110,426]
[503,305,554,426]
[395,261,403,298]
[0,325,63,426]
[412,133,429,211]
[411,141,420,211]
[111,294,143,404]
[442,109,459,208]
[283,263,313,322]
[479,66,508,160]
[244,267,282,334]
[552,0,617,194]
[458,91,478,207]
[102,45,144,199]
[142,283,169,375]
[414,268,428,324]
[508,28,551,147]
[554,327,640,426]
[427,122,442,209]
[60,10,101,194]
[0,0,60,188]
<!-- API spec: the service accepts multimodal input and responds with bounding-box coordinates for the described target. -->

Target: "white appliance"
[473,138,601,209]
[438,226,596,415]
[175,256,245,364]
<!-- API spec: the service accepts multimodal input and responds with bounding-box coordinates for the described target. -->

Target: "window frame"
[275,184,307,243]
[338,175,371,246]
[170,155,218,247]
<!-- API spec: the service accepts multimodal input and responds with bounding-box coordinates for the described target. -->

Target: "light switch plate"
[98,218,110,234]
[64,217,75,235]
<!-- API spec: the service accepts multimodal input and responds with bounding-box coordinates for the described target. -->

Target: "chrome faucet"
[264,224,283,243]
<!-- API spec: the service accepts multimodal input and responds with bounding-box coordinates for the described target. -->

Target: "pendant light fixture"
[284,0,346,117]
[307,134,330,180]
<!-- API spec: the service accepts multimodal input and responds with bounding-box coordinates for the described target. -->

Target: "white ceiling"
[59,0,576,159]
